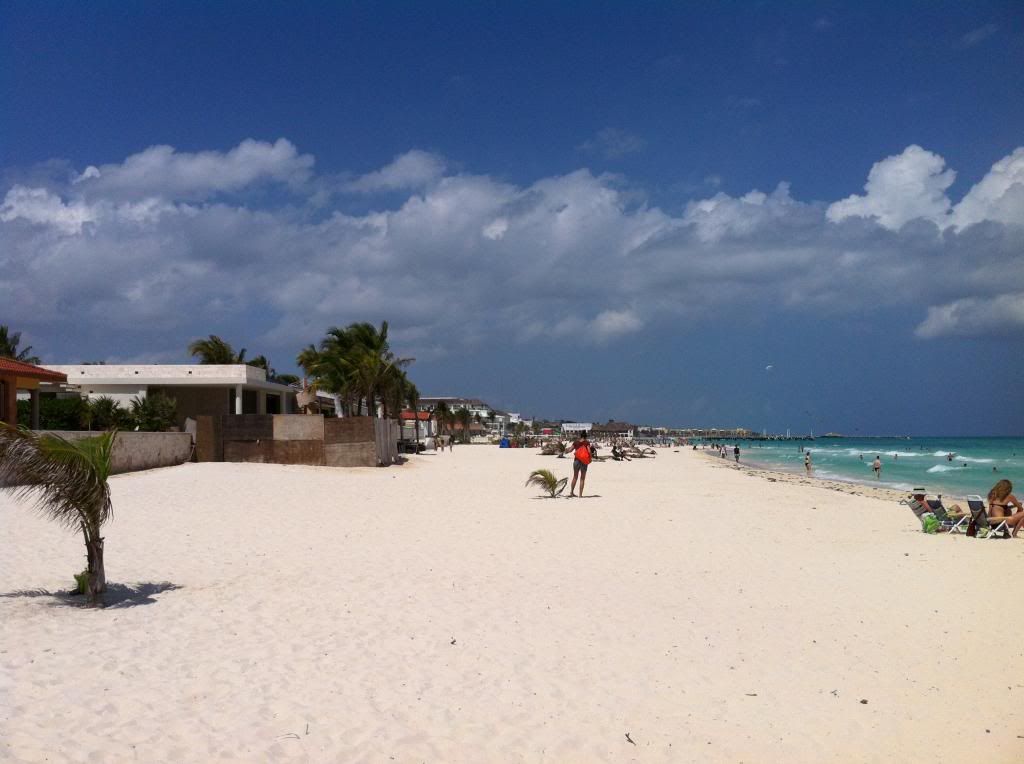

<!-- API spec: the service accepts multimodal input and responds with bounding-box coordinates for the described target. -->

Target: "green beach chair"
[901,495,940,532]
[966,495,1009,539]
[926,498,969,534]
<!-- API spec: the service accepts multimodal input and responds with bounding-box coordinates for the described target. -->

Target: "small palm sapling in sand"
[525,468,568,498]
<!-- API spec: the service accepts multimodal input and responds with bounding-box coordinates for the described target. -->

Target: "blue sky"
[2,1,1022,434]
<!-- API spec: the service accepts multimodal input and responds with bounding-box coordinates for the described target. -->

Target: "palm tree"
[188,335,246,364]
[0,325,41,364]
[434,401,450,437]
[0,425,115,604]
[345,322,413,417]
[454,406,471,443]
[405,380,421,449]
[299,339,352,416]
[301,323,413,418]
[525,468,568,498]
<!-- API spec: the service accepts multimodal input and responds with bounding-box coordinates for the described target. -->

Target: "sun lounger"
[926,498,969,534]
[966,495,1009,539]
[902,497,931,520]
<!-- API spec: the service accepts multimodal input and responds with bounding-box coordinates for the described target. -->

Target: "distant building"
[560,422,592,436]
[590,420,636,439]
[42,364,298,428]
[418,395,511,436]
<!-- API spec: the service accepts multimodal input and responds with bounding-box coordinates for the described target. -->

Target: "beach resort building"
[418,396,511,436]
[590,420,637,439]
[560,422,593,436]
[42,364,299,428]
[0,358,68,428]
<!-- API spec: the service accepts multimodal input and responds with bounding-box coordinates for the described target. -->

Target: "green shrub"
[85,396,132,430]
[17,397,88,430]
[130,393,177,431]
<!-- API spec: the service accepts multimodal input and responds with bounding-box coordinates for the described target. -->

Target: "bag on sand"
[921,513,939,534]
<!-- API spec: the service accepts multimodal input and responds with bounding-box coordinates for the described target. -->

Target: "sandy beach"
[2,446,1022,763]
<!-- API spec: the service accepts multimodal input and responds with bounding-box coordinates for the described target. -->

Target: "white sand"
[2,447,1023,762]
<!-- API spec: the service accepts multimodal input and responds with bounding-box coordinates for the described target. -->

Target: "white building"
[418,396,511,436]
[44,364,299,426]
[561,422,593,436]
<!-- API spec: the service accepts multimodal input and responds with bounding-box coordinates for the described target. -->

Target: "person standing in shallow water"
[569,432,593,497]
[804,451,812,473]
[872,455,882,479]
[734,445,740,462]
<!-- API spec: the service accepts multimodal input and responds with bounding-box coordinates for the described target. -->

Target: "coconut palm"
[300,322,413,418]
[454,406,471,443]
[525,468,568,498]
[433,401,451,436]
[404,380,421,449]
[299,337,355,415]
[188,335,246,364]
[0,325,41,364]
[0,425,115,604]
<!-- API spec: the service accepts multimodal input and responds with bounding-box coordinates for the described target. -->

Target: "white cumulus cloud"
[346,150,447,192]
[1,140,1023,365]
[826,145,955,229]
[951,147,1024,229]
[73,138,314,199]
[915,292,1024,338]
[0,186,98,234]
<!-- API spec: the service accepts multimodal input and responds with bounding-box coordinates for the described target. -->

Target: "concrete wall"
[39,431,193,474]
[201,414,398,468]
[150,385,231,427]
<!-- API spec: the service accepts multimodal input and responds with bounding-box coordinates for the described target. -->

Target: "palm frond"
[525,468,568,498]
[0,425,114,532]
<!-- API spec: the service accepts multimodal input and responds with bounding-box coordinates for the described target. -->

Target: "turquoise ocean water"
[730,437,1024,498]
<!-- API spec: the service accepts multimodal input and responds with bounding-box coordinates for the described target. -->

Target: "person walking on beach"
[569,431,593,497]
[733,445,740,463]
[804,451,812,473]
[872,455,882,479]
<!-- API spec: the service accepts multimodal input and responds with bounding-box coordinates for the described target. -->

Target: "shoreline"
[696,449,965,503]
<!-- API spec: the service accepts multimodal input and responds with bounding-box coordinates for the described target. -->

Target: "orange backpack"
[574,443,592,464]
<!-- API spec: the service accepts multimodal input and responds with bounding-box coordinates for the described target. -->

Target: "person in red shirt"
[569,432,593,497]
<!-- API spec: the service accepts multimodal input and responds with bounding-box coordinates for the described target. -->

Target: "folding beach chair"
[966,495,1009,539]
[900,495,943,533]
[927,498,969,534]
[901,496,931,520]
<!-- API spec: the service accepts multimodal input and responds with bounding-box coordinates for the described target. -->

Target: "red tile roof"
[0,358,68,383]
[400,411,433,420]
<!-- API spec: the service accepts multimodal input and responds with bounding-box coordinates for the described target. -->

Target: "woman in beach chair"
[986,479,1024,538]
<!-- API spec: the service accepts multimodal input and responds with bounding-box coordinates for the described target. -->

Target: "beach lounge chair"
[926,498,969,534]
[902,497,931,521]
[966,495,1009,539]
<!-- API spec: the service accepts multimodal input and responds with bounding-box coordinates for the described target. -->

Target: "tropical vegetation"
[0,425,116,604]
[297,321,414,418]
[525,468,568,498]
[188,335,299,385]
[129,393,178,432]
[188,335,250,365]
[17,394,178,432]
[0,325,40,364]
